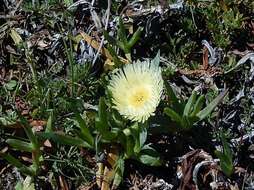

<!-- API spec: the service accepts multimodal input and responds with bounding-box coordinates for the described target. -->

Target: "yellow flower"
[108,59,163,123]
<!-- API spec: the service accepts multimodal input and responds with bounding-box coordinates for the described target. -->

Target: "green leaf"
[0,152,23,168]
[19,117,39,149]
[103,130,119,141]
[125,135,135,158]
[215,133,234,177]
[131,124,147,154]
[112,157,125,189]
[111,110,124,129]
[73,130,93,149]
[152,51,160,66]
[137,144,161,166]
[64,97,84,112]
[15,181,23,190]
[75,113,94,146]
[197,90,228,120]
[46,110,53,132]
[215,150,233,177]
[0,152,35,176]
[112,169,123,189]
[221,162,233,177]
[5,80,17,91]
[164,82,182,113]
[96,120,120,141]
[116,41,125,52]
[164,108,185,128]
[15,176,35,190]
[221,133,232,159]
[96,109,120,140]
[39,132,91,148]
[191,95,205,116]
[187,116,199,128]
[97,97,109,132]
[118,17,128,46]
[139,126,147,150]
[7,139,35,152]
[127,27,143,49]
[165,81,178,103]
[183,91,197,116]
[182,116,192,128]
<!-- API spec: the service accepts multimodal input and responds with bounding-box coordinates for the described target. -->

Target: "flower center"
[129,88,150,108]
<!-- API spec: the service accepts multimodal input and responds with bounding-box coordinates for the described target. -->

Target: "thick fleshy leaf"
[75,113,94,146]
[5,80,17,91]
[139,126,147,150]
[0,152,35,176]
[137,144,161,166]
[7,139,35,152]
[15,176,35,190]
[96,97,109,133]
[39,132,91,148]
[183,91,197,116]
[221,133,233,159]
[191,95,205,116]
[215,133,233,177]
[127,27,143,49]
[112,157,125,189]
[215,150,233,177]
[197,90,228,120]
[164,82,183,113]
[19,117,39,149]
[46,111,53,132]
[125,135,135,158]
[118,17,128,46]
[132,124,147,154]
[164,107,184,128]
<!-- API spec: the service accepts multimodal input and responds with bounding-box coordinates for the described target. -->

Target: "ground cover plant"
[0,0,254,189]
